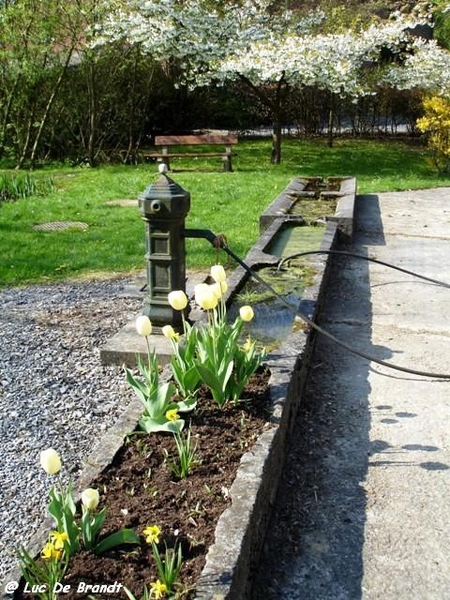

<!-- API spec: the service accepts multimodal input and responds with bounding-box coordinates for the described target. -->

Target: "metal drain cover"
[33,221,89,232]
[104,199,137,207]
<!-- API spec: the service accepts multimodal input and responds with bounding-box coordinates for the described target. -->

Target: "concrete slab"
[253,187,450,600]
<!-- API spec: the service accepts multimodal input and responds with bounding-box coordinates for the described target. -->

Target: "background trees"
[1,0,449,167]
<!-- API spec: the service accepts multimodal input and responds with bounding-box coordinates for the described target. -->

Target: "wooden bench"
[144,133,238,172]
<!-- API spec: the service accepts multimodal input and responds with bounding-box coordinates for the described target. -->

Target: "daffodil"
[242,337,253,352]
[165,409,179,422]
[168,290,188,311]
[135,315,152,337]
[143,524,161,545]
[50,531,68,551]
[40,448,62,475]
[81,488,100,511]
[41,541,61,561]
[150,579,167,599]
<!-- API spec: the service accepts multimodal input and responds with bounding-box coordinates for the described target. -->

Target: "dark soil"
[17,369,271,600]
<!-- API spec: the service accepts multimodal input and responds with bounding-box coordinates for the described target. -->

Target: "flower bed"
[10,267,273,600]
[14,373,271,600]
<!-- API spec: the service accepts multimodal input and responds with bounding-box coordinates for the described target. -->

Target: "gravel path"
[0,277,142,580]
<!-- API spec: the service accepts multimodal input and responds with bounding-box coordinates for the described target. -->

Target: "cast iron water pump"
[139,166,190,330]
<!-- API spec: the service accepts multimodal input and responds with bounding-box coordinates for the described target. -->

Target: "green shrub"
[0,173,54,203]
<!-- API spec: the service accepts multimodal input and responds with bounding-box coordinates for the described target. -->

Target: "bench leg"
[223,155,233,172]
[160,156,171,171]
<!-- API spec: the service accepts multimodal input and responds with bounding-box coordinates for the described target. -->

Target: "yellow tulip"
[81,488,100,511]
[135,315,152,337]
[239,305,254,322]
[210,264,226,283]
[40,448,62,475]
[168,290,188,311]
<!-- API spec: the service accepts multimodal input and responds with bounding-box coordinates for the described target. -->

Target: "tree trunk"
[271,73,287,164]
[328,92,334,149]
[271,117,282,164]
[238,72,287,164]
[29,47,74,168]
[87,60,97,167]
[16,110,35,169]
[0,75,21,159]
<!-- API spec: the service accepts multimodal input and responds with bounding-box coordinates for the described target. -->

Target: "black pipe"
[184,228,450,380]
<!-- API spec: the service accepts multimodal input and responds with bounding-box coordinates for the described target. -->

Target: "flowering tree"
[92,1,434,162]
[383,38,450,96]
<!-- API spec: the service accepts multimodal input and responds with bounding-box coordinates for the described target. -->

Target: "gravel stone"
[0,277,142,580]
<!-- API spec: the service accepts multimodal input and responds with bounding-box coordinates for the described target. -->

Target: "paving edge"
[3,218,342,600]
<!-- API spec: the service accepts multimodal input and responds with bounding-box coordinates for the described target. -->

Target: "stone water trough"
[5,176,355,600]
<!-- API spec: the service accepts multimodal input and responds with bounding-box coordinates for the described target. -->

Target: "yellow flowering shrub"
[417,95,450,173]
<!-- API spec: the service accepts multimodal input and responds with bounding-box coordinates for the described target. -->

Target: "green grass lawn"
[1,137,449,287]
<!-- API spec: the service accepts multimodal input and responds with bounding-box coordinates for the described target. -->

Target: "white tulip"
[135,315,152,337]
[168,290,188,311]
[81,488,100,510]
[239,305,254,322]
[195,283,218,310]
[210,264,226,283]
[40,448,62,475]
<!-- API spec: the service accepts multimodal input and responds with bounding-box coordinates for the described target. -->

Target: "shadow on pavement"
[251,194,391,599]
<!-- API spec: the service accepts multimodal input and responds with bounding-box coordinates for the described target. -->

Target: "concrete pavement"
[252,188,450,599]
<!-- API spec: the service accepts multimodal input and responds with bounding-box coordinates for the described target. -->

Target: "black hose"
[278,249,450,289]
[221,244,450,380]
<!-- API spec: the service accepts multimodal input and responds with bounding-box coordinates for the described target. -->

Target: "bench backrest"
[155,134,238,147]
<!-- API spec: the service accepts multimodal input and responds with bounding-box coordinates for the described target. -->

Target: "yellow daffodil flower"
[41,541,61,561]
[143,524,161,545]
[242,337,253,352]
[49,531,68,550]
[150,579,167,599]
[165,409,179,423]
[162,325,180,341]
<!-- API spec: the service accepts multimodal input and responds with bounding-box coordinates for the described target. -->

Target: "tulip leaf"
[177,396,197,412]
[139,415,185,434]
[93,529,140,555]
